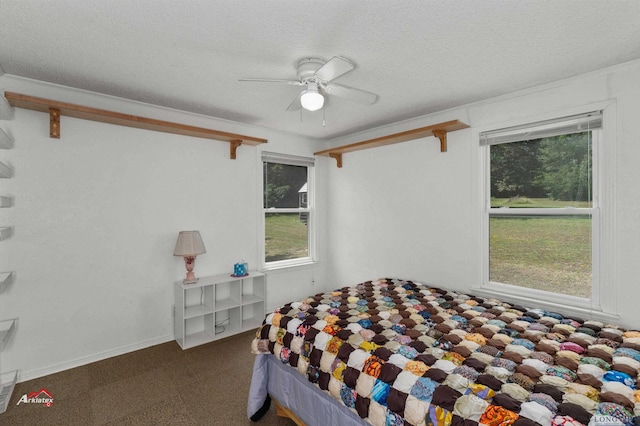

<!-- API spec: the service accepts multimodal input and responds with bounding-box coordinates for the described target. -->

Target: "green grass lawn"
[490,215,592,297]
[265,201,592,298]
[265,213,308,262]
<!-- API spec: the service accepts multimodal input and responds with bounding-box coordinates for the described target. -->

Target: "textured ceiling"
[1,0,640,140]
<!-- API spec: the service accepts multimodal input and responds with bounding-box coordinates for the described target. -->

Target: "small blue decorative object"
[233,261,248,277]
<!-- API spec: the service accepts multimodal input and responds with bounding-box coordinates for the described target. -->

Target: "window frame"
[260,152,315,270]
[480,111,605,311]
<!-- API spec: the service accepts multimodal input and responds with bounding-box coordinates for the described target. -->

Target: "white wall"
[3,59,640,382]
[324,60,640,329]
[0,76,327,381]
[322,126,474,288]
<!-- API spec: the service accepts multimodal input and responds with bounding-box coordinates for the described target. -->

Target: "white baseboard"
[17,334,175,383]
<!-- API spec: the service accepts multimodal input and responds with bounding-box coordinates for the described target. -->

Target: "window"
[262,152,314,267]
[481,112,601,303]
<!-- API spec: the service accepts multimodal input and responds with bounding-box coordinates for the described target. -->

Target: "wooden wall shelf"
[3,92,267,159]
[314,119,469,167]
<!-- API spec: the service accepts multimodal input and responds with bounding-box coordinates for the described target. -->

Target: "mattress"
[248,278,640,426]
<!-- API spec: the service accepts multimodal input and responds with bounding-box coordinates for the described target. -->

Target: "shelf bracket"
[432,129,447,152]
[49,107,60,139]
[230,140,242,160]
[329,152,343,168]
[314,120,468,167]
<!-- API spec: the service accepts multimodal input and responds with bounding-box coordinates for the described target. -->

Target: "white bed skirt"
[248,354,368,425]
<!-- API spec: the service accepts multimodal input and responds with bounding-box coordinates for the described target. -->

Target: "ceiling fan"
[239,56,378,112]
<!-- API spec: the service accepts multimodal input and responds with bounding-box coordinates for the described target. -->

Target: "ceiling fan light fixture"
[239,56,377,113]
[300,84,324,111]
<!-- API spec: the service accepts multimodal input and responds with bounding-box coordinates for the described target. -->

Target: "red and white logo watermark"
[16,388,54,407]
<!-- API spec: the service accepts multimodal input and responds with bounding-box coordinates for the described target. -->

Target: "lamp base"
[182,256,199,284]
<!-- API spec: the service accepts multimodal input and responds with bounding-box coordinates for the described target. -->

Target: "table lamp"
[173,231,206,283]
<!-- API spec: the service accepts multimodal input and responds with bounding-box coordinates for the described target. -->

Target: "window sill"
[471,284,620,324]
[261,259,318,273]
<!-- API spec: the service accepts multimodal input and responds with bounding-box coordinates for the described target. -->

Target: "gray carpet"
[2,330,294,425]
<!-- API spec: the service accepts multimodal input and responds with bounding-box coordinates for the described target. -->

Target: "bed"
[247,278,640,426]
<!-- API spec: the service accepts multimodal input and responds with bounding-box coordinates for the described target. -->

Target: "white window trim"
[259,152,316,270]
[473,101,617,318]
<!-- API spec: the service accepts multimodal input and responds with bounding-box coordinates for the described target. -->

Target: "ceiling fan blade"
[314,56,354,82]
[286,93,302,111]
[238,78,304,86]
[323,83,378,105]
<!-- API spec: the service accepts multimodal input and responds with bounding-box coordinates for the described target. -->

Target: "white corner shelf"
[0,319,16,352]
[0,95,13,121]
[0,162,11,179]
[174,271,266,349]
[0,227,13,241]
[0,197,12,208]
[0,92,16,416]
[0,128,12,149]
[0,370,17,414]
[0,273,13,294]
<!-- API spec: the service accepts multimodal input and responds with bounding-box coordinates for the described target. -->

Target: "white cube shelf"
[174,271,266,349]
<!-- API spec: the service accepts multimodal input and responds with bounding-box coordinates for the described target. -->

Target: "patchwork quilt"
[251,279,640,426]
